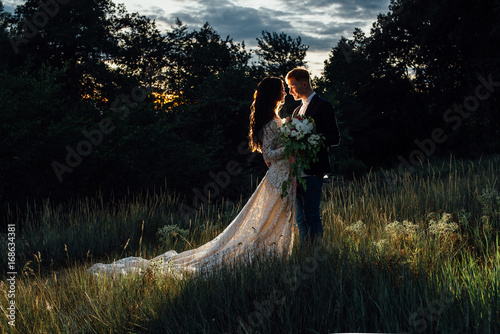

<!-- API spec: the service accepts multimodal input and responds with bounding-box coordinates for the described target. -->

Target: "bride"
[88,77,295,276]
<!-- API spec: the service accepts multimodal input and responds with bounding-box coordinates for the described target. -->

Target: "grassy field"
[1,156,499,333]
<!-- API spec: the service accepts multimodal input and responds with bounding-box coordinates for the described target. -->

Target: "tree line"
[319,0,499,177]
[1,0,499,224]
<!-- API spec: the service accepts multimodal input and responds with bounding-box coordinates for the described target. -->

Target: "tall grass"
[1,155,499,333]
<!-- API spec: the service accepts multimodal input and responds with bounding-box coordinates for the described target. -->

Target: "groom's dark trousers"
[296,175,324,245]
[293,94,340,246]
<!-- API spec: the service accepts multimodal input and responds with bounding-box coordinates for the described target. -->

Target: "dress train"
[88,118,294,276]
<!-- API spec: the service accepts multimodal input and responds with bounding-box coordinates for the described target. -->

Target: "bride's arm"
[262,119,285,163]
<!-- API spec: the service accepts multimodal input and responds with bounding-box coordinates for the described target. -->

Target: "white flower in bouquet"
[308,134,321,146]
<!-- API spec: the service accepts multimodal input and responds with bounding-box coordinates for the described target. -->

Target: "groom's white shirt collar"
[298,92,316,116]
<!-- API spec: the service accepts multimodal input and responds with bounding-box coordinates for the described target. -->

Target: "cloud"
[129,0,391,75]
[147,2,294,44]
[4,0,391,75]
[296,19,367,50]
[280,0,389,17]
[2,0,19,13]
[336,0,390,19]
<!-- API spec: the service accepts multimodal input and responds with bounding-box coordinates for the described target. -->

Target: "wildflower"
[373,239,388,251]
[385,220,418,238]
[428,213,459,236]
[345,220,366,235]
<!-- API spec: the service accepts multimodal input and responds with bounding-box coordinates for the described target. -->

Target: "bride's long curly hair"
[248,77,284,153]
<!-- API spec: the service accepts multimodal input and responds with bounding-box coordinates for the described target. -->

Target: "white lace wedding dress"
[88,118,295,276]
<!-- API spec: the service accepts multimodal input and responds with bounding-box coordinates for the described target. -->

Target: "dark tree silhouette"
[256,31,308,79]
[320,0,500,176]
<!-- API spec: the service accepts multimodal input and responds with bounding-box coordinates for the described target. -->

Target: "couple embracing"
[89,68,340,276]
[267,68,340,247]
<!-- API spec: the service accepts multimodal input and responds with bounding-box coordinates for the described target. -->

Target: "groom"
[286,68,340,246]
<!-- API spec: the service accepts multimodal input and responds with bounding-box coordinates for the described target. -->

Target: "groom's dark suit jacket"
[293,94,340,176]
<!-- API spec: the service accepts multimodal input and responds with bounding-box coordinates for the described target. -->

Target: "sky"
[4,0,392,77]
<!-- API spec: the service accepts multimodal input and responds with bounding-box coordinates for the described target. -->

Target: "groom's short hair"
[286,68,311,86]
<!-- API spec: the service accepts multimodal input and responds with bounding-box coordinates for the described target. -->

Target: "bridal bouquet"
[278,116,325,198]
